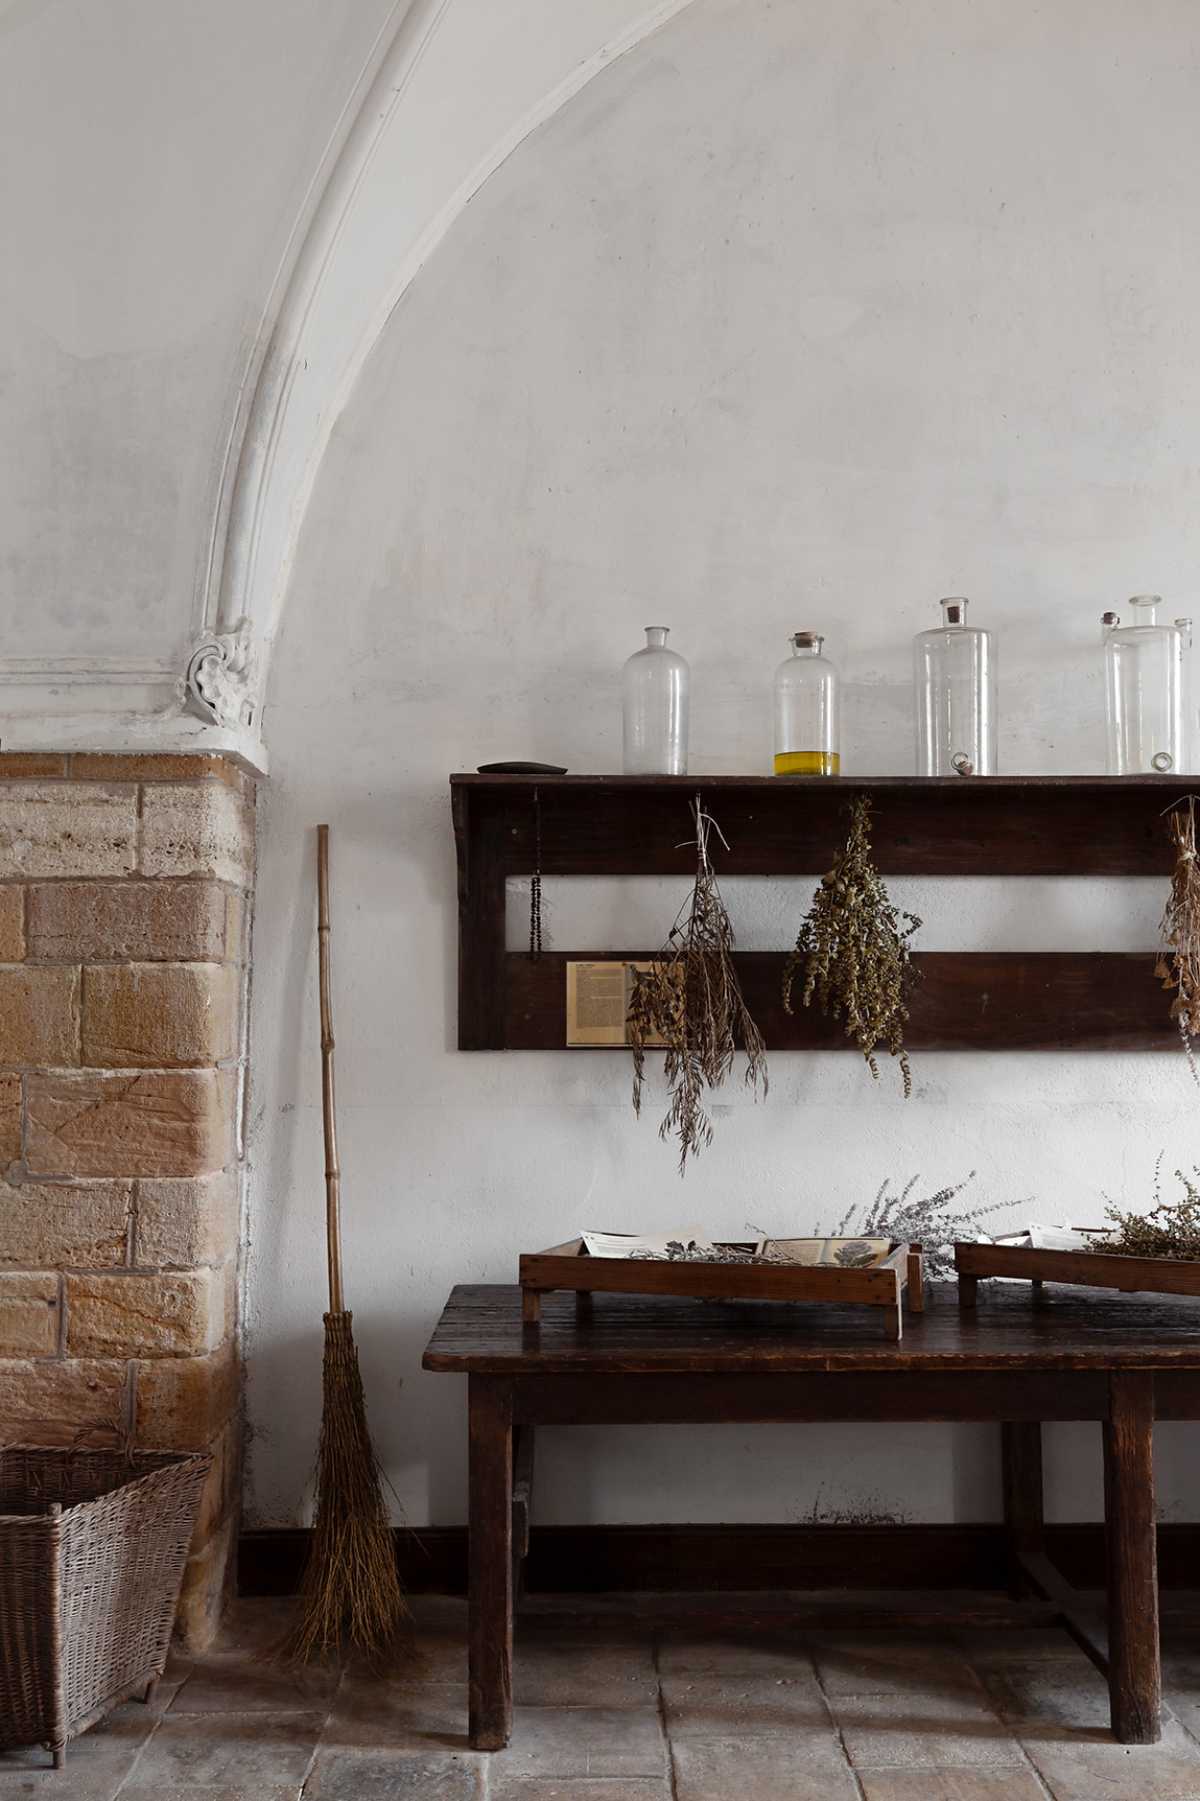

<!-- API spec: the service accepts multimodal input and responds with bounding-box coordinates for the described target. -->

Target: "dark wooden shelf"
[450,773,1180,1051]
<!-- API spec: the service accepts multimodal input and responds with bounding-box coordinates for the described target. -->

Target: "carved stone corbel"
[184,618,260,730]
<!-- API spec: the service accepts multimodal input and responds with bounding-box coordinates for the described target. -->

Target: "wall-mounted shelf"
[450,774,1182,1053]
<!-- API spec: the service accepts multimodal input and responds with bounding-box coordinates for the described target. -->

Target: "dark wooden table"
[422,1282,1200,1751]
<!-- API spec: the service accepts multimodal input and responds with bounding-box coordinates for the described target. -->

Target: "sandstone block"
[66,1266,228,1357]
[0,1356,126,1444]
[25,1069,234,1178]
[71,753,251,790]
[0,1179,131,1268]
[0,965,79,1066]
[27,879,229,962]
[0,1273,60,1354]
[140,783,255,886]
[135,1340,239,1447]
[0,782,137,878]
[0,1075,20,1167]
[0,887,24,960]
[136,1170,238,1267]
[175,1514,236,1651]
[82,963,239,1068]
[189,1417,241,1551]
[0,754,69,778]
[224,890,247,963]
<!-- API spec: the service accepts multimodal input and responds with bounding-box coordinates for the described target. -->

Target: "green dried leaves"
[1157,799,1200,1083]
[1090,1157,1200,1261]
[628,801,768,1173]
[782,796,920,1094]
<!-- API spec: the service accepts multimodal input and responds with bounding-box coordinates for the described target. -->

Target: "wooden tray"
[519,1239,924,1340]
[955,1239,1200,1306]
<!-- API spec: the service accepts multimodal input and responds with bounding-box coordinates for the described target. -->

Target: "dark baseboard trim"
[238,1522,1200,1598]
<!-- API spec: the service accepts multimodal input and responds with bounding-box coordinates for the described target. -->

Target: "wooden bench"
[422,1282,1200,1751]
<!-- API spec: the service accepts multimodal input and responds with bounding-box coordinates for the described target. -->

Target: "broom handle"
[317,824,344,1314]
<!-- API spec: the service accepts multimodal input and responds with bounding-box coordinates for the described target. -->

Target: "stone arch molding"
[192,0,701,769]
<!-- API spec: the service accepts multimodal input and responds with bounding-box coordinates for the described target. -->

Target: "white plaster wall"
[246,0,1200,1528]
[0,0,395,679]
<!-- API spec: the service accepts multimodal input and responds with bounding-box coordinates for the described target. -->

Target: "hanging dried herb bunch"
[628,798,768,1173]
[1088,1155,1200,1261]
[1156,798,1200,1084]
[782,796,920,1095]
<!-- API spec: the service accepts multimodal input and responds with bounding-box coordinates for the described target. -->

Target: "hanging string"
[675,791,731,868]
[528,786,543,961]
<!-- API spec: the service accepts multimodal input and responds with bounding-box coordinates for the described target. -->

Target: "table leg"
[1001,1421,1043,1596]
[469,1374,514,1750]
[1103,1370,1160,1745]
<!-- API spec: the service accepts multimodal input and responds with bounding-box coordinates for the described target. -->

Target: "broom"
[285,823,409,1663]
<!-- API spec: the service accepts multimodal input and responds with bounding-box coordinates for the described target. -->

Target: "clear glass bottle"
[913,597,996,776]
[1103,595,1185,774]
[622,626,689,774]
[773,633,840,775]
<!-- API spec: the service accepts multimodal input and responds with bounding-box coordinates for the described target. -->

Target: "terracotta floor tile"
[0,1708,153,1798]
[1021,1716,1200,1801]
[129,1710,324,1789]
[656,1631,815,1678]
[660,1671,831,1737]
[169,1653,338,1715]
[855,1773,1051,1800]
[671,1736,859,1800]
[490,1782,671,1801]
[979,1659,1117,1733]
[514,1638,658,1707]
[813,1633,986,1697]
[486,1707,667,1781]
[834,1690,1025,1769]
[324,1678,470,1751]
[303,1747,484,1798]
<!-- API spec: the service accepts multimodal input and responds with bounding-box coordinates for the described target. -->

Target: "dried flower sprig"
[629,1239,787,1265]
[1089,1155,1200,1261]
[782,797,920,1095]
[817,1171,1007,1279]
[1156,799,1200,1084]
[628,799,768,1173]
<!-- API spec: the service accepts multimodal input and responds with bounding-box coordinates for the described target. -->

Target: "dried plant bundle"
[1089,1156,1200,1261]
[628,799,767,1173]
[1156,799,1200,1083]
[782,797,920,1095]
[817,1171,1007,1279]
[629,1239,788,1266]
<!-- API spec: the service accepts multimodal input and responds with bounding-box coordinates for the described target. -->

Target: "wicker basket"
[0,1445,211,1768]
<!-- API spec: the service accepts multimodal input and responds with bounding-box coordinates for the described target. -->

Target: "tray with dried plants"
[955,1163,1200,1302]
[518,1235,925,1340]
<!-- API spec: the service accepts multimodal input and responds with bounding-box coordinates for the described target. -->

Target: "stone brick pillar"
[0,753,254,1648]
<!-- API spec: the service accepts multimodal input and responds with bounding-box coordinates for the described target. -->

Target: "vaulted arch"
[205,0,700,767]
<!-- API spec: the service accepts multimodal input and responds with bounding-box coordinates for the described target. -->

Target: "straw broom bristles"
[284,825,409,1663]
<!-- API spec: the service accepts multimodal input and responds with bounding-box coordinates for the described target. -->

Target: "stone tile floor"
[7,1596,1200,1798]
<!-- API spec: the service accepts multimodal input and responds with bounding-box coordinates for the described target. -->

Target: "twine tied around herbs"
[628,794,768,1174]
[1157,796,1200,1085]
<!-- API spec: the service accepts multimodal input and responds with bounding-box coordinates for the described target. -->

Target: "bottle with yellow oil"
[773,632,840,775]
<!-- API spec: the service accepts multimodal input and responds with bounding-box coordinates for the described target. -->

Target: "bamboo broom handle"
[317,824,344,1314]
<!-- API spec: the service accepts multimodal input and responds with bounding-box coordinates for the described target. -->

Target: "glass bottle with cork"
[913,597,996,776]
[774,632,840,775]
[1102,595,1186,774]
[622,626,689,774]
